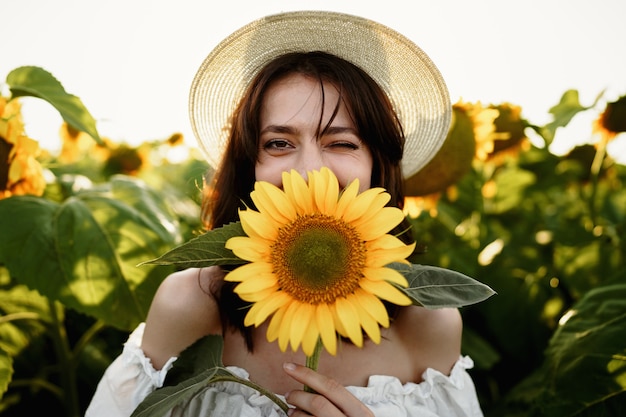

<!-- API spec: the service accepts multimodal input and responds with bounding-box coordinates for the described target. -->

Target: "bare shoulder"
[141,266,223,369]
[150,267,221,316]
[395,306,463,376]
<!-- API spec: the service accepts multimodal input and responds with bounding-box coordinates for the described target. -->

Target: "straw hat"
[189,10,451,178]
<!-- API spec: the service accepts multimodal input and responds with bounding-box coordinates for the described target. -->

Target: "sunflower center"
[271,214,365,304]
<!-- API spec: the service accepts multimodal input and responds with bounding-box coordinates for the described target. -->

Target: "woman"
[86,11,483,417]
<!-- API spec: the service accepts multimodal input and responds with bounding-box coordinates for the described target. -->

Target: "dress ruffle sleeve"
[85,323,177,417]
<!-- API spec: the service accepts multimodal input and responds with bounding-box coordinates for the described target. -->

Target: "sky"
[2,0,625,161]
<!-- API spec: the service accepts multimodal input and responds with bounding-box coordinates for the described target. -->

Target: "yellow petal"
[252,181,296,223]
[335,179,360,219]
[367,246,415,267]
[341,187,386,223]
[267,305,288,342]
[366,234,408,250]
[309,169,323,212]
[238,284,280,302]
[359,279,412,306]
[357,207,405,241]
[366,235,415,266]
[353,288,390,327]
[301,318,321,356]
[312,167,338,214]
[330,304,349,338]
[366,243,415,268]
[278,301,300,352]
[244,291,291,327]
[283,170,313,214]
[224,262,272,283]
[363,266,408,287]
[233,273,278,294]
[225,236,269,262]
[316,303,337,355]
[351,193,392,229]
[335,297,363,348]
[239,209,279,240]
[351,295,381,344]
[289,303,314,352]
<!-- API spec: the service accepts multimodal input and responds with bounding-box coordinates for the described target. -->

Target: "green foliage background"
[0,67,625,416]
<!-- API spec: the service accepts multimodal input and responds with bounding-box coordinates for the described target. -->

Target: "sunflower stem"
[304,338,323,393]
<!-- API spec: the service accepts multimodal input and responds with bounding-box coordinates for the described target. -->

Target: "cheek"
[358,175,371,192]
[356,171,372,192]
[254,164,284,187]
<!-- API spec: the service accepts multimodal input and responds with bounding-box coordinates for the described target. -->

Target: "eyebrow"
[260,124,358,136]
[260,125,297,135]
[323,126,359,136]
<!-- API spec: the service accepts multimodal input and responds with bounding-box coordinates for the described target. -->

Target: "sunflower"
[225,167,415,356]
[1,97,46,199]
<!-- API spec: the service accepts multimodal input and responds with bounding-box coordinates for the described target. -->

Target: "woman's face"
[255,73,373,192]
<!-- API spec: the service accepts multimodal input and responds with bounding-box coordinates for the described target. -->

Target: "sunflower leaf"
[0,180,178,330]
[0,349,12,398]
[163,334,225,387]
[130,367,237,417]
[140,222,246,268]
[6,66,102,144]
[132,335,289,416]
[389,263,496,308]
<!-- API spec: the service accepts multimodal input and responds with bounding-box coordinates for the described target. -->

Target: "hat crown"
[190,10,451,178]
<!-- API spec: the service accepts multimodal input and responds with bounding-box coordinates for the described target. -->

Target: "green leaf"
[0,178,179,330]
[6,66,102,144]
[462,326,501,370]
[0,349,12,399]
[505,283,626,416]
[389,263,496,308]
[0,195,59,286]
[570,391,626,417]
[0,282,52,356]
[131,367,237,417]
[539,89,603,144]
[163,334,225,387]
[549,90,587,124]
[134,335,289,416]
[542,284,626,415]
[86,175,183,246]
[487,166,536,214]
[141,222,245,268]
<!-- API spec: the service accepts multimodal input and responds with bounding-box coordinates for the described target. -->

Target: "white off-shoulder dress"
[85,323,484,417]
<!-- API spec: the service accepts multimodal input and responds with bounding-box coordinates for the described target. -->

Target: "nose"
[296,144,325,178]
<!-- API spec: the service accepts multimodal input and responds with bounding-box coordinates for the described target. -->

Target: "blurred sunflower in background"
[0,97,46,200]
[594,95,626,143]
[403,100,529,217]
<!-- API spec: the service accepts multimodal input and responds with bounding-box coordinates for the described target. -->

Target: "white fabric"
[85,323,483,417]
[85,323,177,417]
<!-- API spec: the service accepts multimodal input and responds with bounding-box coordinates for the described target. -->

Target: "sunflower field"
[0,66,624,416]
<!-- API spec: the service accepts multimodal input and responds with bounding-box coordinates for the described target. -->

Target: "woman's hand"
[282,362,374,417]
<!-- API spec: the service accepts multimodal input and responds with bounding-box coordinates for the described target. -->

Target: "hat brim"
[189,10,451,178]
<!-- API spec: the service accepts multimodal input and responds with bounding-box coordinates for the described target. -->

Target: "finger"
[285,390,343,417]
[283,362,343,395]
[283,363,373,417]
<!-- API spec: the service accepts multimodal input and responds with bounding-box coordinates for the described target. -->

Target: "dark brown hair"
[202,51,414,350]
